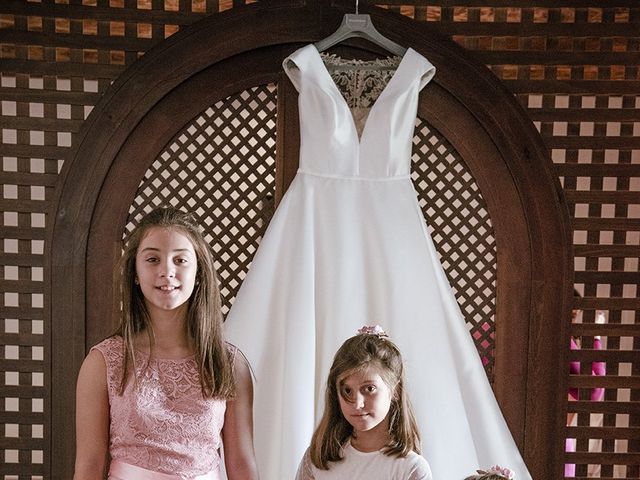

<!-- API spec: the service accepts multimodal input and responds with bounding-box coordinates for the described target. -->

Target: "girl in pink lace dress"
[74,207,259,480]
[295,326,432,480]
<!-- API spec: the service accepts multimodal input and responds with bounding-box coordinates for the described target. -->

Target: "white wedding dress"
[225,44,532,480]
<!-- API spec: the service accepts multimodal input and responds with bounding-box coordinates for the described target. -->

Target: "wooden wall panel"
[0,0,637,478]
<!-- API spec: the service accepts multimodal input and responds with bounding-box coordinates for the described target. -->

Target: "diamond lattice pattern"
[126,84,278,313]
[412,119,497,380]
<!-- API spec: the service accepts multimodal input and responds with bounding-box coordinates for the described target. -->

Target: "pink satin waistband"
[109,460,220,480]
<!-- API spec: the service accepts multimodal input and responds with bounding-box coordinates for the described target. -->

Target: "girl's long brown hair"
[114,207,235,398]
[309,332,421,469]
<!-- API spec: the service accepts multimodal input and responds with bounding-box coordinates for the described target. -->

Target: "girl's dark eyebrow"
[339,378,377,386]
[139,247,193,253]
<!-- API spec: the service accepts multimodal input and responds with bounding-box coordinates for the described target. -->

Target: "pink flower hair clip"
[465,466,515,480]
[357,325,388,337]
[476,465,514,479]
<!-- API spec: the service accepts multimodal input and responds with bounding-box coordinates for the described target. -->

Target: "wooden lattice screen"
[123,84,279,315]
[411,121,498,377]
[1,1,638,479]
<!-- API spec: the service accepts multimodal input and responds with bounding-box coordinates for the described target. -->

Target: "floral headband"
[357,325,388,337]
[468,466,514,480]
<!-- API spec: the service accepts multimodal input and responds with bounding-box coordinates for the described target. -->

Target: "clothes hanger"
[314,0,407,57]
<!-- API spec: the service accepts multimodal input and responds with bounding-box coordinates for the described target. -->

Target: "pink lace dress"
[93,336,233,480]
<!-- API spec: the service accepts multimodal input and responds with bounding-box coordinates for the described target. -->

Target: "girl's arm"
[73,349,110,480]
[222,352,259,480]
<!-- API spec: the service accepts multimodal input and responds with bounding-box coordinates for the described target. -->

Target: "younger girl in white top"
[296,325,432,480]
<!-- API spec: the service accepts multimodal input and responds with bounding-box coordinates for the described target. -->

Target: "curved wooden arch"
[48,1,572,478]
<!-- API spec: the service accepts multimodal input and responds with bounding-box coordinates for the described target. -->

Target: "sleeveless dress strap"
[282,44,318,92]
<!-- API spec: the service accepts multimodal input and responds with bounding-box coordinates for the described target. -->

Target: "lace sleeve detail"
[295,448,315,480]
[90,336,124,397]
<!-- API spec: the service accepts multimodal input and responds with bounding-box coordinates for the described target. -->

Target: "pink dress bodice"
[93,336,233,477]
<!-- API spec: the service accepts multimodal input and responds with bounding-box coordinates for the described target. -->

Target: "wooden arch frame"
[48,1,573,477]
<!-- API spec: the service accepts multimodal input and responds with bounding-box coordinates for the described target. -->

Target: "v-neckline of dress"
[307,46,415,147]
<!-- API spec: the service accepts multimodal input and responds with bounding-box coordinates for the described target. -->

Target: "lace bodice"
[93,336,234,476]
[320,53,401,137]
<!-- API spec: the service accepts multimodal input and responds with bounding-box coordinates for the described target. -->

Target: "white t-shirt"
[295,441,433,480]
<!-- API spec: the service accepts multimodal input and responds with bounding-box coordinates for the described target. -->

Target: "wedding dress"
[225,44,532,480]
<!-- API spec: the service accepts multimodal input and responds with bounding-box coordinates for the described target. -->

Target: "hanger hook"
[355,0,359,15]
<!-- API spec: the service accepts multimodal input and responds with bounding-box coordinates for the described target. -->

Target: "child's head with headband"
[308,325,421,468]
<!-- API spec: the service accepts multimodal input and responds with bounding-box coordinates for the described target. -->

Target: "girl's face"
[337,365,395,437]
[135,227,198,319]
